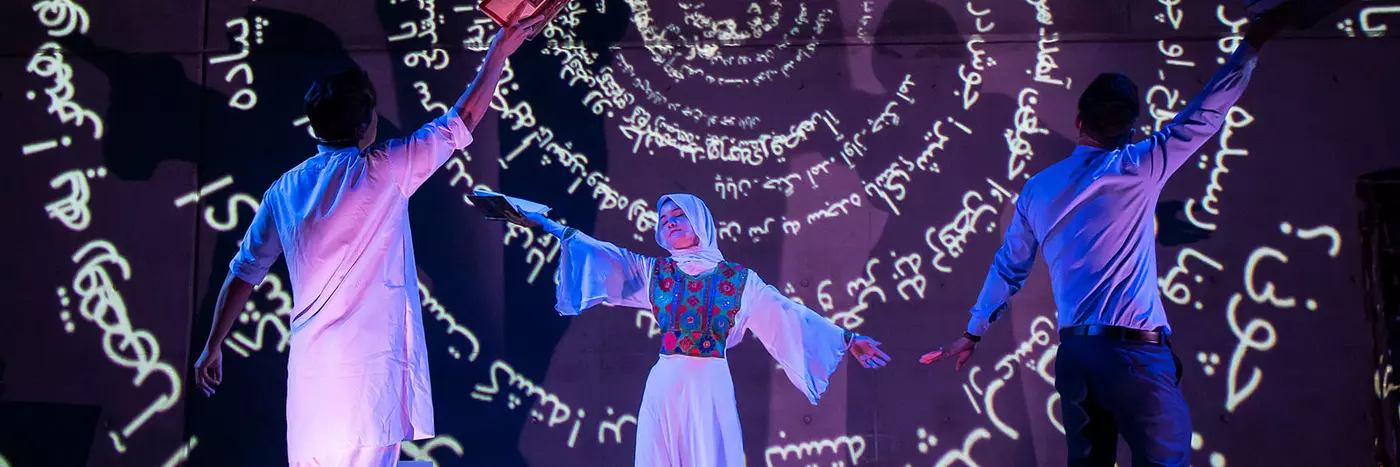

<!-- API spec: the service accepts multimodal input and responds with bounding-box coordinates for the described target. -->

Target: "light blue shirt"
[966,44,1259,336]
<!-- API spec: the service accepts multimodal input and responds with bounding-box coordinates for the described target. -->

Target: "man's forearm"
[203,273,256,352]
[453,35,513,132]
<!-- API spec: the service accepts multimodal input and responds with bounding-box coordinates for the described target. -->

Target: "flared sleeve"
[553,228,655,315]
[730,270,854,405]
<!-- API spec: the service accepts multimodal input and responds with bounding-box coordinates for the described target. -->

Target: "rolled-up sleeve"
[377,109,475,196]
[229,191,283,285]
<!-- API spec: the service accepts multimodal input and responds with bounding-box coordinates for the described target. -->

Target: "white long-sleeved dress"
[552,230,854,466]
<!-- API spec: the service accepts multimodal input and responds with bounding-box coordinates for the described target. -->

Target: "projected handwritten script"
[3,0,1394,465]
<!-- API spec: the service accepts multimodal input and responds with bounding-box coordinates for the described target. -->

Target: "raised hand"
[849,335,890,369]
[493,3,555,57]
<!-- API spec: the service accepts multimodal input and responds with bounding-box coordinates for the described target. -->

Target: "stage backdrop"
[3,0,1399,465]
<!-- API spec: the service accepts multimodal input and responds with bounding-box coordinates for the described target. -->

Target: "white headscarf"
[655,194,725,265]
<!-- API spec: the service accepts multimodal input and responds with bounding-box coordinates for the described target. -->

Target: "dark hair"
[1077,73,1140,145]
[304,68,376,147]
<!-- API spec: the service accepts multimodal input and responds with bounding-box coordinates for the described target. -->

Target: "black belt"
[1059,325,1166,345]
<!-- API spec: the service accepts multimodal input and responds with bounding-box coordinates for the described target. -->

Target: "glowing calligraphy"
[22,134,72,156]
[958,3,996,110]
[1030,29,1070,89]
[933,427,993,467]
[401,435,466,466]
[1158,248,1225,310]
[221,273,293,357]
[174,175,260,232]
[1154,0,1183,30]
[62,240,182,453]
[391,0,452,70]
[1338,5,1400,38]
[25,42,105,139]
[915,426,939,453]
[208,17,265,110]
[961,316,1056,440]
[714,174,756,200]
[14,0,1375,463]
[864,156,914,215]
[414,81,449,114]
[762,431,867,466]
[159,436,199,467]
[597,407,637,445]
[32,0,90,38]
[419,280,482,361]
[44,166,105,232]
[471,360,588,447]
[924,179,1017,271]
[1004,88,1049,181]
[454,4,499,51]
[1216,6,1249,61]
[828,258,886,329]
[1190,433,1228,467]
[1222,292,1277,413]
[1183,106,1255,232]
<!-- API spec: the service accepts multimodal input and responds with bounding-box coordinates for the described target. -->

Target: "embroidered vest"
[649,257,749,358]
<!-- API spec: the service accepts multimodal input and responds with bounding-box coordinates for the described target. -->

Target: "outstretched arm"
[522,211,654,314]
[735,271,888,406]
[921,199,1038,370]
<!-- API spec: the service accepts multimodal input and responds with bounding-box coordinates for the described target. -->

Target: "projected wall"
[3,0,1399,465]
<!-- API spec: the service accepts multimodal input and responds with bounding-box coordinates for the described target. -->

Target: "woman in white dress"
[522,193,890,466]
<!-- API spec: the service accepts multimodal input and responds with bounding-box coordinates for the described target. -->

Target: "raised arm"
[524,212,654,314]
[1134,11,1283,185]
[377,9,551,195]
[733,271,888,405]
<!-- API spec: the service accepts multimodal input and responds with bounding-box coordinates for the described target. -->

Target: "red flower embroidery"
[659,278,675,292]
[687,280,704,292]
[679,336,694,353]
[718,281,736,296]
[663,332,678,350]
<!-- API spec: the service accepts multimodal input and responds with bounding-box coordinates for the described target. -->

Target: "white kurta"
[554,230,852,466]
[229,111,473,464]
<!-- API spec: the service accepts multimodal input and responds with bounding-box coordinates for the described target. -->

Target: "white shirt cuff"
[437,108,474,149]
[966,315,992,337]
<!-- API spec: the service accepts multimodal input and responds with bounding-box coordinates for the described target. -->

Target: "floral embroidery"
[650,257,748,358]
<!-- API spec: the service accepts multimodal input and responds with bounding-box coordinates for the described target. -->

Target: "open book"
[467,188,551,227]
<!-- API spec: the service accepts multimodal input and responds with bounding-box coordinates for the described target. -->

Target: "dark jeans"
[1055,334,1192,466]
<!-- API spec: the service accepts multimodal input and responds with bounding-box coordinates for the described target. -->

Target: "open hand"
[849,335,890,369]
[193,346,223,397]
[920,335,977,371]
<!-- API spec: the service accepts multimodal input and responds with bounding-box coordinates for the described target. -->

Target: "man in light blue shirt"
[922,12,1286,467]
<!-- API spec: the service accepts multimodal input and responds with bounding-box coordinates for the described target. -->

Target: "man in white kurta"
[192,14,545,466]
[229,110,471,464]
